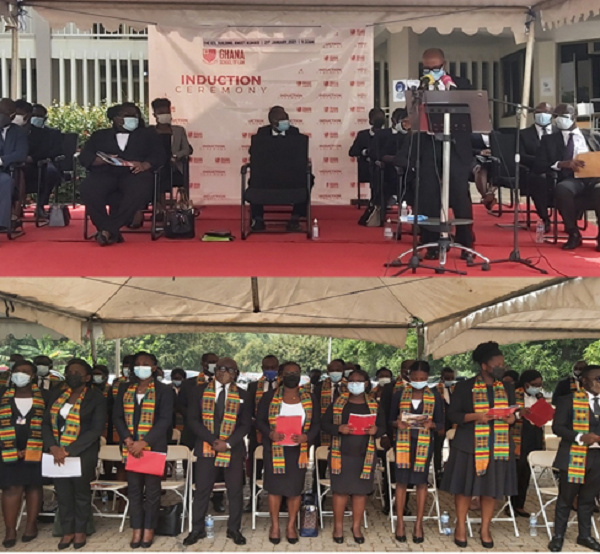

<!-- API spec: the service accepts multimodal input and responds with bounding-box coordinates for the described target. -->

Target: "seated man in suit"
[520,102,555,231]
[471,133,495,209]
[79,103,166,245]
[0,98,28,232]
[249,106,311,232]
[14,100,62,218]
[549,364,600,552]
[534,103,600,251]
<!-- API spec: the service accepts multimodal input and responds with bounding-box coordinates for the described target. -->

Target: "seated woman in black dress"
[322,368,385,544]
[42,358,106,550]
[390,361,444,544]
[256,361,320,545]
[440,341,517,549]
[0,360,45,548]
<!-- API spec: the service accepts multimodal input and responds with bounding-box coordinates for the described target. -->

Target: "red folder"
[125,451,167,476]
[486,406,518,418]
[524,399,555,428]
[348,413,377,435]
[275,416,302,446]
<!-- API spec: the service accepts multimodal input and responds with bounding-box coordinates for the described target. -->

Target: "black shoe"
[424,247,439,260]
[413,535,424,544]
[141,540,153,549]
[183,529,206,546]
[562,232,582,250]
[74,540,87,549]
[269,536,281,545]
[251,219,265,231]
[480,534,494,549]
[95,232,110,247]
[353,534,364,544]
[130,541,142,549]
[286,219,301,232]
[226,530,246,545]
[212,497,225,513]
[382,505,390,516]
[454,538,468,548]
[577,537,600,551]
[395,535,406,543]
[21,533,37,543]
[287,536,299,544]
[58,538,74,550]
[333,536,344,544]
[548,536,564,552]
[544,219,551,234]
[2,539,16,548]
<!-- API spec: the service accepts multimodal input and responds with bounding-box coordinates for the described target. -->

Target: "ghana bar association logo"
[203,48,246,65]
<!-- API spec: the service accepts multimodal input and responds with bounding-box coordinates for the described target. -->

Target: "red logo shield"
[203,49,217,64]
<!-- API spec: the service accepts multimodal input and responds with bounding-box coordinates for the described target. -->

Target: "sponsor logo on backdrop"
[319,144,342,150]
[177,74,265,94]
[324,106,339,113]
[350,29,366,36]
[319,169,343,175]
[319,92,342,99]
[324,42,342,48]
[323,80,339,87]
[202,193,228,200]
[190,182,200,189]
[203,48,246,65]
[297,107,312,113]
[356,118,368,125]
[201,170,227,177]
[280,93,303,99]
[319,119,342,125]
[326,182,340,189]
[188,131,204,139]
[324,132,339,139]
[215,157,231,164]
[351,55,366,62]
[323,157,340,163]
[350,80,366,87]
[296,81,312,87]
[323,55,339,62]
[350,106,366,112]
[318,193,342,199]
[318,68,342,75]
[204,144,227,151]
[190,156,204,164]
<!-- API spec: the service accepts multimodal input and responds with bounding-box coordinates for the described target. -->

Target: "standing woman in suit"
[0,360,45,548]
[440,341,517,549]
[257,361,320,545]
[43,358,106,550]
[321,369,385,544]
[113,351,173,549]
[390,361,444,544]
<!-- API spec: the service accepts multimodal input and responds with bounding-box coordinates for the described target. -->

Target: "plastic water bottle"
[101,491,109,512]
[206,514,214,539]
[441,511,451,535]
[400,201,408,220]
[535,220,545,244]
[529,513,538,537]
[383,218,393,240]
[312,218,319,240]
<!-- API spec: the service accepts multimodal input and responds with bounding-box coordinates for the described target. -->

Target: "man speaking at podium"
[407,48,474,259]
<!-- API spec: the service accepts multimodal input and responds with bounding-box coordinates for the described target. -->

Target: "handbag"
[299,491,318,537]
[165,188,195,239]
[155,503,183,536]
[48,205,71,227]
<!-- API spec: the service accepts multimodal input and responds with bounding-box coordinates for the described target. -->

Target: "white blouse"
[280,402,306,447]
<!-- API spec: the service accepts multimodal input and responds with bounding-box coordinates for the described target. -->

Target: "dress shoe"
[141,540,153,549]
[395,535,407,543]
[577,536,600,551]
[424,247,439,260]
[287,536,299,544]
[74,540,87,549]
[226,530,247,545]
[269,536,281,545]
[333,536,344,544]
[353,534,365,544]
[212,496,226,513]
[454,537,468,548]
[548,536,564,552]
[562,232,582,250]
[413,535,424,544]
[286,219,301,232]
[382,505,390,516]
[2,538,16,548]
[58,537,74,550]
[95,232,110,247]
[251,219,266,231]
[21,533,37,543]
[183,529,206,546]
[480,534,494,549]
[460,250,473,263]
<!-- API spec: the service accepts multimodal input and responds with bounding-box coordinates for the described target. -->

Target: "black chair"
[56,132,80,208]
[160,156,190,209]
[241,132,312,239]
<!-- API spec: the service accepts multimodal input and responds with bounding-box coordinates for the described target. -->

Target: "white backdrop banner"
[148,26,373,205]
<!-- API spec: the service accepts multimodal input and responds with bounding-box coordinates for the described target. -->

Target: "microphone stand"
[473,97,548,274]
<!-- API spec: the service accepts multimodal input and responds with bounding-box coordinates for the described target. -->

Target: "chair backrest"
[172,428,181,445]
[315,445,329,462]
[386,448,395,465]
[100,436,107,448]
[490,130,517,181]
[545,435,560,451]
[60,133,79,172]
[249,132,309,189]
[166,444,190,462]
[254,445,263,462]
[528,449,556,469]
[98,444,124,463]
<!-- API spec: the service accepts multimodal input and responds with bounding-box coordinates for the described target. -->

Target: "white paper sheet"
[42,453,82,478]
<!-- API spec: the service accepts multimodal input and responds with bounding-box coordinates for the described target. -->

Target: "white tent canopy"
[1,277,599,358]
[22,0,600,40]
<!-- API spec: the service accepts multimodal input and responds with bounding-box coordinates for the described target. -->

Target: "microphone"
[440,74,457,89]
[418,74,434,90]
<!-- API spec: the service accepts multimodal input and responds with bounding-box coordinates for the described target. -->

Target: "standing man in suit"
[184,357,250,546]
[552,360,587,406]
[535,103,600,251]
[0,99,28,233]
[549,364,600,552]
[520,102,556,231]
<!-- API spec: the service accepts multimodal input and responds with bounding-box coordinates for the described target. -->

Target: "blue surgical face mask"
[263,369,278,382]
[425,68,445,82]
[31,116,46,128]
[122,117,139,132]
[92,374,106,385]
[277,119,290,132]
[378,377,391,386]
[526,385,541,396]
[172,380,182,388]
[37,364,50,377]
[348,382,366,396]
[122,367,130,378]
[134,366,153,380]
[410,381,428,390]
[444,380,455,388]
[344,369,353,378]
[207,363,216,376]
[555,115,573,131]
[11,372,31,388]
[329,371,343,383]
[534,113,552,127]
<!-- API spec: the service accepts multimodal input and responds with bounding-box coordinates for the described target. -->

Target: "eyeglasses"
[423,65,443,73]
[216,366,236,374]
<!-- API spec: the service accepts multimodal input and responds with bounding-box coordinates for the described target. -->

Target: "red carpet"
[1,204,599,277]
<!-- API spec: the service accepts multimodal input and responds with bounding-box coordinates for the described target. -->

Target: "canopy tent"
[0,276,599,359]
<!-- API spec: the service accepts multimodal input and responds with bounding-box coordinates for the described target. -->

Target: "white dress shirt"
[116,133,130,152]
[535,124,553,140]
[215,381,230,400]
[271,129,286,137]
[15,397,33,424]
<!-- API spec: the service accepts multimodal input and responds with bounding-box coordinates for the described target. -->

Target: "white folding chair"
[386,449,441,534]
[545,435,560,451]
[374,438,385,509]
[528,449,599,540]
[315,445,368,529]
[251,445,270,529]
[465,496,519,538]
[171,429,181,445]
[163,445,192,533]
[17,484,56,529]
[188,454,230,531]
[90,444,129,532]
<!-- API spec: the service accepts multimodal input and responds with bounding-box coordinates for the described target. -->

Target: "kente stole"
[50,387,87,448]
[122,382,155,459]
[568,390,590,484]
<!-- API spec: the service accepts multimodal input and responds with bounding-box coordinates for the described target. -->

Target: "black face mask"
[0,114,11,128]
[490,366,505,381]
[283,374,301,389]
[310,376,321,386]
[65,374,84,389]
[371,118,385,129]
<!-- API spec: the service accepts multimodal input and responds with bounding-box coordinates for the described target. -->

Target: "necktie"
[565,132,575,161]
[215,386,226,426]
[333,384,340,402]
[593,397,600,418]
[268,380,274,391]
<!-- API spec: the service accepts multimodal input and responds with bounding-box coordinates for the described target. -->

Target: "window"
[500,49,526,117]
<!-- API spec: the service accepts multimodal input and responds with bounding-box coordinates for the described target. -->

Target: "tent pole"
[89,326,97,365]
[114,337,121,376]
[8,2,18,99]
[327,337,332,363]
[519,10,536,129]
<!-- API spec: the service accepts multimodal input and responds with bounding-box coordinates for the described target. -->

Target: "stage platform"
[1,204,598,277]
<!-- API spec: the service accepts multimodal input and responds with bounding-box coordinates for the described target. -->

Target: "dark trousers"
[192,455,244,532]
[555,178,600,235]
[54,460,95,534]
[80,168,153,236]
[127,471,162,530]
[554,451,600,539]
[0,171,13,228]
[433,432,444,475]
[525,172,552,221]
[24,162,60,207]
[511,453,532,510]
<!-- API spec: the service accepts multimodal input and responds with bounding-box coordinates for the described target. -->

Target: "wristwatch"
[226,442,232,449]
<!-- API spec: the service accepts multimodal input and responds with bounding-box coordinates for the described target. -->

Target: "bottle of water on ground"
[441,510,451,535]
[206,514,214,539]
[400,201,408,220]
[312,218,319,240]
[383,218,394,240]
[535,220,545,243]
[529,512,538,537]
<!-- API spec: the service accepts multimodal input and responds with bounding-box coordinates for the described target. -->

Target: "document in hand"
[575,151,600,178]
[125,451,167,476]
[42,453,82,478]
[348,413,377,435]
[486,405,519,418]
[275,415,303,446]
[401,412,430,429]
[96,151,135,167]
[523,399,555,427]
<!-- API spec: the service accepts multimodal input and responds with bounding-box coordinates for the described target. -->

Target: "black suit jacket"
[187,383,250,457]
[179,375,207,447]
[0,123,28,169]
[519,125,556,170]
[79,126,166,171]
[447,376,515,454]
[28,125,63,162]
[42,386,107,467]
[0,386,48,453]
[349,128,380,183]
[552,376,578,406]
[113,380,174,453]
[255,124,300,137]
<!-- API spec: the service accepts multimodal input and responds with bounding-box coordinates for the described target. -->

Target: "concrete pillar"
[386,28,420,110]
[33,10,52,106]
[533,39,557,108]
